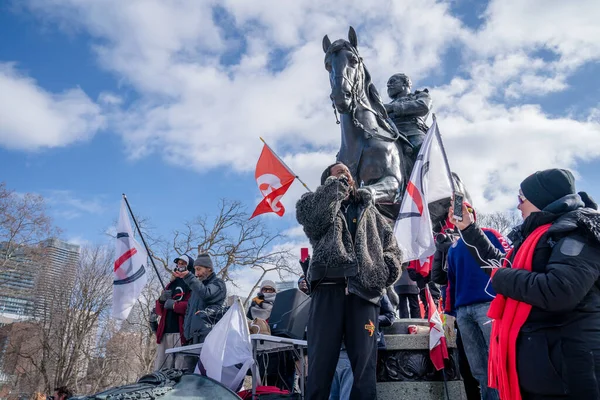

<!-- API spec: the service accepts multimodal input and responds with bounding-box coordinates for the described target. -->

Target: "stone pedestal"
[376,319,466,400]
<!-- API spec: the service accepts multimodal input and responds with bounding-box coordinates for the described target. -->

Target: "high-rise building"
[34,239,80,317]
[0,246,36,320]
[0,238,80,320]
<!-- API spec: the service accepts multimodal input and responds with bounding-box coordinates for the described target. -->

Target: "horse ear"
[322,35,332,53]
[348,26,358,48]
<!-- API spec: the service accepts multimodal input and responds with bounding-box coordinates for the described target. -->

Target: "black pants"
[398,293,420,319]
[456,327,480,400]
[419,282,440,316]
[307,283,379,400]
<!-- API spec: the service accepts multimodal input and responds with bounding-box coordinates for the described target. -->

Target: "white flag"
[113,199,148,320]
[200,298,254,391]
[394,119,453,262]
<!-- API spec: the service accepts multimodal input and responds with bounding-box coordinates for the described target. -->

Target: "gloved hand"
[164,299,176,310]
[299,256,310,276]
[159,289,172,303]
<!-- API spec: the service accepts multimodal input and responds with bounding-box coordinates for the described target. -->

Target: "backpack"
[190,304,230,344]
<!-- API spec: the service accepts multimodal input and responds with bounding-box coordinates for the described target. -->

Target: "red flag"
[251,144,295,219]
[427,286,449,370]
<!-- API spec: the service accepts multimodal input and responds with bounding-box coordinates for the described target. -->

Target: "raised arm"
[296,176,349,243]
[492,234,600,312]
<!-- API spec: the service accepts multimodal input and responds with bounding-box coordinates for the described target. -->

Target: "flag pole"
[260,137,312,192]
[431,114,457,194]
[441,369,451,400]
[122,194,166,289]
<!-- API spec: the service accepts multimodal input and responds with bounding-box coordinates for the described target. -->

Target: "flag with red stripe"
[113,199,148,320]
[393,119,453,262]
[427,286,449,370]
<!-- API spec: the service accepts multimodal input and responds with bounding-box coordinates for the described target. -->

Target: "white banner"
[394,120,453,262]
[200,298,254,391]
[113,199,148,320]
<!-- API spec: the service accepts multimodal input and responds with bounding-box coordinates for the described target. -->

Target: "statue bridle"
[326,42,405,144]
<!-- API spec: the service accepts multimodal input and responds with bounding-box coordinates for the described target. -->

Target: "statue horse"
[322,27,413,219]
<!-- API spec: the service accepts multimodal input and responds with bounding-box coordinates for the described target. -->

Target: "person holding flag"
[296,161,402,400]
[153,254,195,371]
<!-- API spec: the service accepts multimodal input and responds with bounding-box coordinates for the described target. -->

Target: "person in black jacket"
[394,265,420,319]
[452,168,600,400]
[296,162,402,400]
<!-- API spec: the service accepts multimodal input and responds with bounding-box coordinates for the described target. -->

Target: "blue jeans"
[456,302,499,400]
[329,350,353,400]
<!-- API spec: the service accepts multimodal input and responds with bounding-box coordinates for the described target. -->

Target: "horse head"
[322,27,387,118]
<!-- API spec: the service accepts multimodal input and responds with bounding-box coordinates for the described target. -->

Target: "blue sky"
[2,0,600,294]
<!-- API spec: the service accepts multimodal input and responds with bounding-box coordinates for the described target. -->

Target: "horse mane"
[362,64,389,119]
[324,39,389,120]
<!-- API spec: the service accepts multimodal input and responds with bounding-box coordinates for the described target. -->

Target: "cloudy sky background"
[1,0,600,296]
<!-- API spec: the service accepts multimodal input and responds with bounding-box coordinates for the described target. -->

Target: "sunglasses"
[262,287,275,293]
[518,191,527,205]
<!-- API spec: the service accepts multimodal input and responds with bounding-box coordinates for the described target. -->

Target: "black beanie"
[194,253,213,269]
[320,162,343,185]
[520,169,576,210]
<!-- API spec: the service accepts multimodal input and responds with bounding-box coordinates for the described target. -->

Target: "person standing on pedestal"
[296,162,402,400]
[394,265,420,318]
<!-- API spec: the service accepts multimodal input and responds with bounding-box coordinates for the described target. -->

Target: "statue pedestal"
[376,319,466,400]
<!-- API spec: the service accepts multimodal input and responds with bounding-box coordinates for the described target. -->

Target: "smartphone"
[300,247,309,262]
[452,192,464,222]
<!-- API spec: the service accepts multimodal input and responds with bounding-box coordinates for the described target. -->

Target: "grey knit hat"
[194,253,213,269]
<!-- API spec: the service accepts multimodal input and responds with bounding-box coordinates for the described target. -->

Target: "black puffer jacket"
[296,175,403,304]
[460,194,600,399]
[182,272,227,343]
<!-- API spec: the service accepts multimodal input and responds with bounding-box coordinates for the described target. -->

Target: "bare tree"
[5,245,113,394]
[0,182,58,267]
[477,210,521,237]
[140,200,295,307]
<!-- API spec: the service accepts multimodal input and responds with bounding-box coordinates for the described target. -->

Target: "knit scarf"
[487,223,551,400]
[250,292,276,320]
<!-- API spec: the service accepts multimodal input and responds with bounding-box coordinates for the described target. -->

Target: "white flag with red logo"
[427,286,449,370]
[393,119,453,262]
[113,199,148,320]
[251,143,295,219]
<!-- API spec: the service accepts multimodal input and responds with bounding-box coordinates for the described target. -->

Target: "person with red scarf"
[453,169,600,400]
[154,254,194,371]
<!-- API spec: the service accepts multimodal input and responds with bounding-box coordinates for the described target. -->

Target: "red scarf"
[487,223,551,400]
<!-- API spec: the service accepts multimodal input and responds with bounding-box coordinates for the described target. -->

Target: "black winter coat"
[460,194,600,399]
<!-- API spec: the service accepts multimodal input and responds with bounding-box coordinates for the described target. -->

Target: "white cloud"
[66,235,92,248]
[0,63,103,150]
[46,190,106,220]
[14,0,600,216]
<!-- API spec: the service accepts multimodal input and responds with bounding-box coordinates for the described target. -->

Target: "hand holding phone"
[452,192,464,222]
[300,247,309,262]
